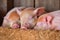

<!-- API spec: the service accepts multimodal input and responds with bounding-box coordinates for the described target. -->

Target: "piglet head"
[16,7,37,29]
[34,14,53,30]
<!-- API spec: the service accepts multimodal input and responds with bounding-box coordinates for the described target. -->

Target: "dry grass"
[0,27,60,40]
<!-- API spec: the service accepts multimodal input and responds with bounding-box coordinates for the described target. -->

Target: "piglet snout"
[12,23,20,29]
[21,23,33,29]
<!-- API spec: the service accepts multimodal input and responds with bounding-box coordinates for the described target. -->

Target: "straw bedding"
[0,27,60,40]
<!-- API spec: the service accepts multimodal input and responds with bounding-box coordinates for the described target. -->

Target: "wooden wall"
[0,0,7,16]
[7,0,14,12]
[14,0,35,7]
[0,0,7,26]
[35,0,60,11]
[0,0,60,14]
[14,0,60,11]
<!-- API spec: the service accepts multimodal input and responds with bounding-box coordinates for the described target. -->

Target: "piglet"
[17,7,46,29]
[34,10,60,30]
[2,7,25,28]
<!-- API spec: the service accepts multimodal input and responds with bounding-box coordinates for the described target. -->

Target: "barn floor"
[0,27,60,40]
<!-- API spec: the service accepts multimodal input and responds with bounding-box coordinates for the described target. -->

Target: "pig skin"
[34,10,60,30]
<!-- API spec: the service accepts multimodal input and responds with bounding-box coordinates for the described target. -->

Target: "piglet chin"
[12,23,20,29]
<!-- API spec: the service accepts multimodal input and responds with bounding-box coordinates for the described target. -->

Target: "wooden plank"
[0,0,7,16]
[35,0,60,11]
[7,0,14,12]
[14,0,34,7]
[0,0,7,25]
[14,0,20,7]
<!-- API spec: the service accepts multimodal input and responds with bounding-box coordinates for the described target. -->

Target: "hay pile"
[0,27,60,40]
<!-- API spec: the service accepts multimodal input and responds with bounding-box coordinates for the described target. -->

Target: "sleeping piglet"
[34,10,60,30]
[2,7,25,28]
[17,7,46,29]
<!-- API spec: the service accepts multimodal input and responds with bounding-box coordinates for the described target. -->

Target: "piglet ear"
[16,7,25,15]
[34,7,46,17]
